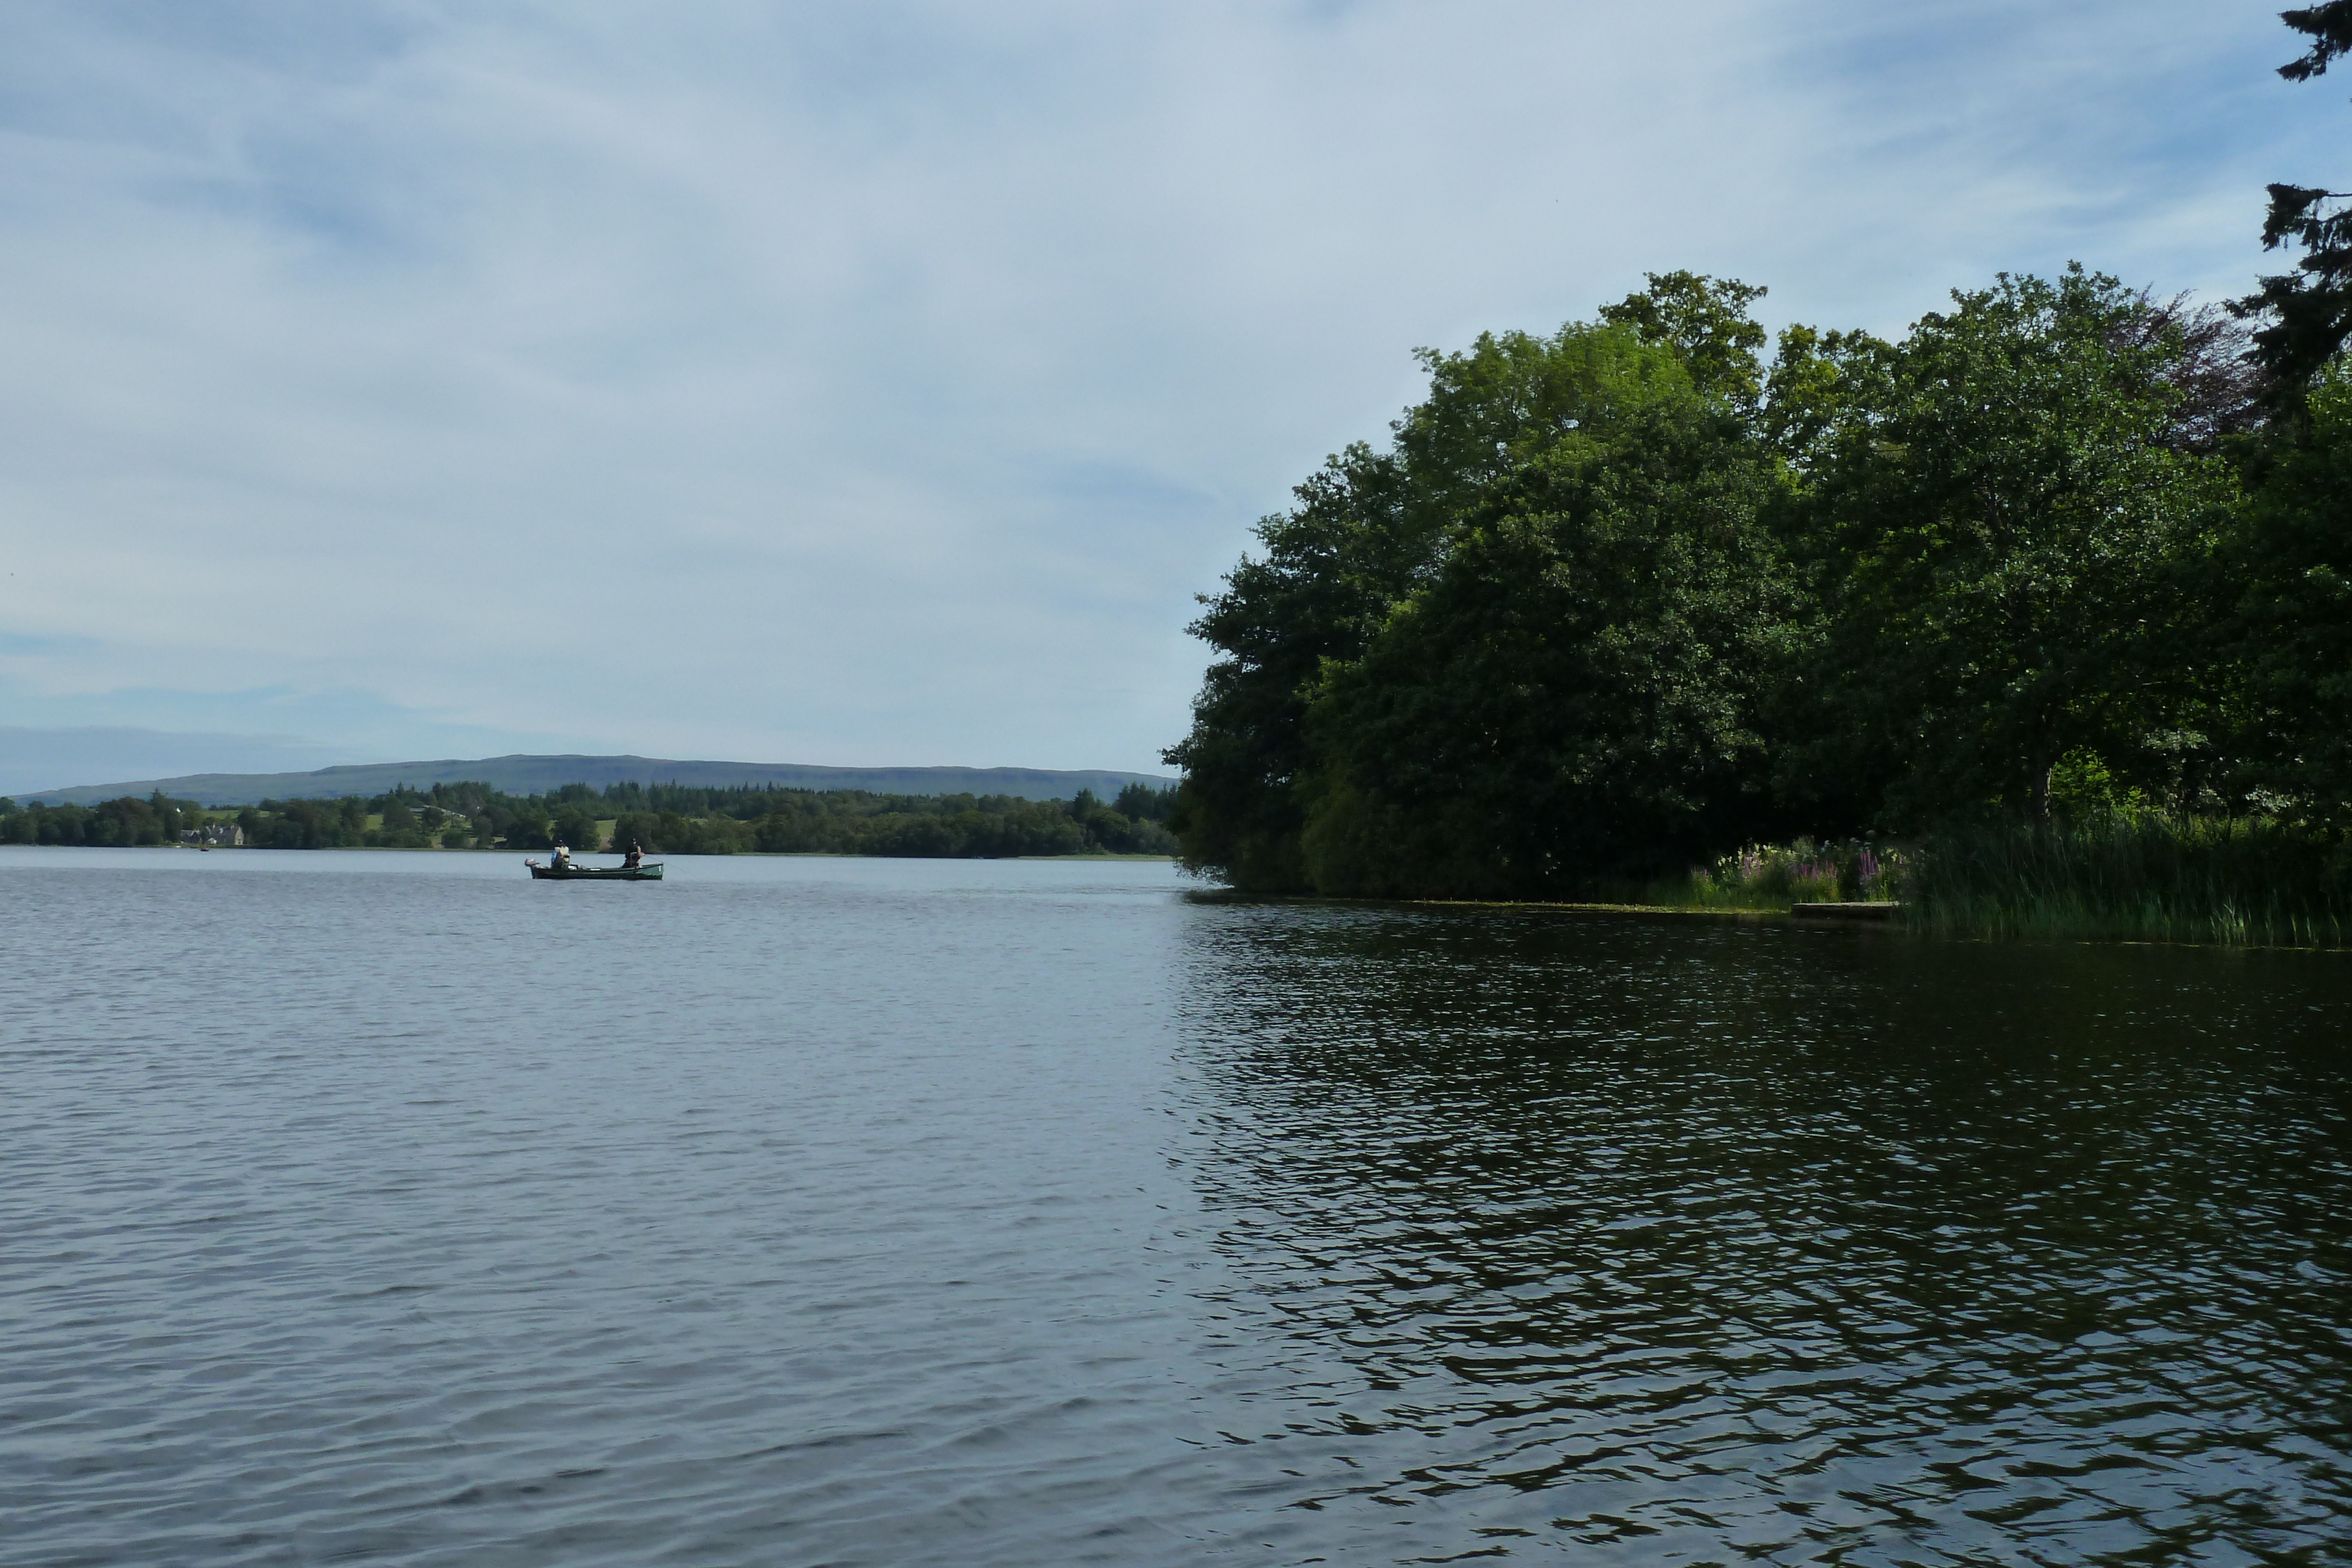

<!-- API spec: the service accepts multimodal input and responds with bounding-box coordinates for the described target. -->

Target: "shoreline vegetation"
[1160,262,2352,950]
[0,780,1178,861]
[1184,816,2352,950]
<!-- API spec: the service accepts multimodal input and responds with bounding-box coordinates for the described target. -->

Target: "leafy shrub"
[1690,838,1906,907]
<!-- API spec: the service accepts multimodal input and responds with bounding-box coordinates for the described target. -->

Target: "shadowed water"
[4,849,2348,1565]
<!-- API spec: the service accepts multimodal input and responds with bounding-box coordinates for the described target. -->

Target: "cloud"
[0,1,2331,774]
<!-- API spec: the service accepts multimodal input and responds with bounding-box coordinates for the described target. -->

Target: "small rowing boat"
[525,859,664,881]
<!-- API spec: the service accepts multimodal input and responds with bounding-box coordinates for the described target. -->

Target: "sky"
[0,0,2341,793]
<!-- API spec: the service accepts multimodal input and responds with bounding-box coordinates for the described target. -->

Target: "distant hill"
[21,754,1178,808]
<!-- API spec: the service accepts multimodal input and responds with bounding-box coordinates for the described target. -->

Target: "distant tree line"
[0,780,1177,858]
[0,792,206,846]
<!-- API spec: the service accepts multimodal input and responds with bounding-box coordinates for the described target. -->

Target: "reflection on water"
[1170,906,2352,1563]
[4,851,2348,1566]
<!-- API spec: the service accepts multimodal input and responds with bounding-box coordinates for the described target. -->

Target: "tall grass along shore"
[1650,818,2349,949]
[1902,815,2351,949]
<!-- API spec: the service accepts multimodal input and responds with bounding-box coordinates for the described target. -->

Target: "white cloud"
[0,0,2332,780]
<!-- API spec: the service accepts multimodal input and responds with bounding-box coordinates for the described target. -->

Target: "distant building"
[181,823,245,847]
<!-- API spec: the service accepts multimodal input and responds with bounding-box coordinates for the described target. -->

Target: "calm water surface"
[4,848,2350,1566]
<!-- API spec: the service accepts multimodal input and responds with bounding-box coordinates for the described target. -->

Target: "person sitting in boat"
[550,840,573,870]
[623,840,644,869]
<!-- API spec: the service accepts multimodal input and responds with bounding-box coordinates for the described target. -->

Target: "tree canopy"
[1165,261,2345,898]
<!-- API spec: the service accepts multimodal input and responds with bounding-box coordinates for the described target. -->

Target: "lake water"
[5,848,2350,1566]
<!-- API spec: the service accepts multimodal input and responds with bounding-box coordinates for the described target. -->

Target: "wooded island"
[1160,253,2350,942]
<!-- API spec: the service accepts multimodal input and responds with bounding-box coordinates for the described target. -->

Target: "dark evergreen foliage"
[2216,370,2352,824]
[2239,2,2352,394]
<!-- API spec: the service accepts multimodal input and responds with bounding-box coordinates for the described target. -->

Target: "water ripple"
[3,852,2348,1564]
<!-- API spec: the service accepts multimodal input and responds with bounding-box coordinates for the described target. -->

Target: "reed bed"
[1903,815,2352,948]
[1588,820,2346,949]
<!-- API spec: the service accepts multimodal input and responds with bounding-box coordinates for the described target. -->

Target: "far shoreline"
[1,842,1178,864]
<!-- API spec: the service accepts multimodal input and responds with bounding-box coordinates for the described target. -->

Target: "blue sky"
[0,0,2339,793]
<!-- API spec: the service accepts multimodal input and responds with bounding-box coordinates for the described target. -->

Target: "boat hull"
[527,861,664,881]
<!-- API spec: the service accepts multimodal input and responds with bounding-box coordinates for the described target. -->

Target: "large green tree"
[1789,268,2240,826]
[1161,309,1703,890]
[1297,323,1799,897]
[2218,367,2352,823]
[1159,442,1418,890]
[1166,274,1793,892]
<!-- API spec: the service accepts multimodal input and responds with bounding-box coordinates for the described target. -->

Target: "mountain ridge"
[21,754,1177,808]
